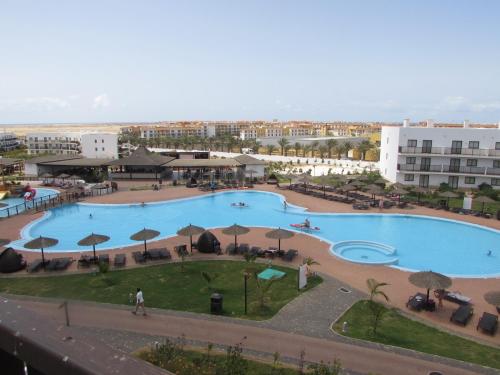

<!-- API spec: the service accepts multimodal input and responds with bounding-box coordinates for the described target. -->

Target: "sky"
[1,0,500,124]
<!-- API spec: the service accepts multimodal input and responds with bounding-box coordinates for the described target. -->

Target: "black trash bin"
[210,293,223,314]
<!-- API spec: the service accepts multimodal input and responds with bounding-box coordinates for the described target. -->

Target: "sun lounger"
[78,255,91,268]
[476,312,498,335]
[238,243,250,255]
[283,249,298,261]
[226,243,237,255]
[406,293,427,311]
[159,249,172,259]
[27,259,44,273]
[132,251,146,263]
[149,249,161,260]
[450,305,474,326]
[46,259,59,271]
[55,257,72,271]
[444,291,471,305]
[114,253,126,267]
[98,254,109,264]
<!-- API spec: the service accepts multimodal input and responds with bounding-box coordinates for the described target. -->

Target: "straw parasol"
[373,178,387,185]
[474,195,495,214]
[58,173,71,179]
[0,238,10,247]
[392,186,409,203]
[317,175,333,196]
[222,224,250,249]
[177,224,205,252]
[356,175,370,182]
[77,233,110,260]
[24,236,58,269]
[40,172,53,179]
[409,271,452,302]
[439,191,459,207]
[364,184,384,200]
[130,228,160,254]
[413,186,430,202]
[69,174,81,181]
[484,291,500,307]
[341,183,357,197]
[265,228,294,251]
[350,179,364,187]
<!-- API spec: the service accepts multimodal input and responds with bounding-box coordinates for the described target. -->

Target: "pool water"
[0,188,59,218]
[10,190,500,277]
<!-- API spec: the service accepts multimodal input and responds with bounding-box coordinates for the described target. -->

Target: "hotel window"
[466,159,478,167]
[102,147,105,151]
[492,178,500,186]
[464,177,475,184]
[407,139,417,147]
[95,147,98,151]
[94,139,97,143]
[406,157,416,164]
[448,176,459,189]
[496,142,500,150]
[404,174,414,181]
[494,160,500,168]
[419,175,429,188]
[468,141,479,149]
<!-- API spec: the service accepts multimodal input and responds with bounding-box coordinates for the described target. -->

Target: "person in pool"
[89,213,93,219]
[303,218,310,228]
[487,250,493,256]
[283,201,288,210]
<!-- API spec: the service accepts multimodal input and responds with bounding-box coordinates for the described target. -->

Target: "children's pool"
[0,188,59,218]
[10,190,500,278]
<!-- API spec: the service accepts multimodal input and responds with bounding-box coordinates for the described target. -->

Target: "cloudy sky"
[1,0,499,124]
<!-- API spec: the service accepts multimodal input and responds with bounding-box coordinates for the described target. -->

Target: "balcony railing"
[399,146,442,154]
[399,164,500,176]
[443,147,491,156]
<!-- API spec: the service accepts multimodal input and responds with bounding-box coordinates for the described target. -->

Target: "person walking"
[132,288,147,316]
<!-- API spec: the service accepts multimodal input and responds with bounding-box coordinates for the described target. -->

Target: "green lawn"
[0,260,321,320]
[138,347,302,375]
[408,194,500,214]
[333,301,500,369]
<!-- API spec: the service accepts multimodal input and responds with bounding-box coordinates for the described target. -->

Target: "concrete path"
[10,297,495,375]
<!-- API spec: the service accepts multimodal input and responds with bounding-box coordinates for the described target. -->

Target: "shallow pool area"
[9,190,500,277]
[331,241,398,265]
[0,188,59,218]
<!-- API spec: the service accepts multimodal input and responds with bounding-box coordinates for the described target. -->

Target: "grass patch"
[137,346,302,375]
[0,260,321,320]
[333,300,500,369]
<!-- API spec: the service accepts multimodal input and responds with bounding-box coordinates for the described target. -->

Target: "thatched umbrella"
[342,183,357,198]
[317,175,333,197]
[357,175,370,182]
[484,291,500,308]
[77,233,110,260]
[222,224,250,249]
[58,173,71,180]
[69,174,81,182]
[40,172,53,178]
[409,271,452,302]
[130,228,160,255]
[373,178,387,185]
[413,186,430,202]
[392,187,409,204]
[0,238,10,247]
[474,195,495,214]
[265,228,294,252]
[177,224,205,253]
[350,179,364,187]
[24,236,58,269]
[364,184,384,201]
[439,191,458,208]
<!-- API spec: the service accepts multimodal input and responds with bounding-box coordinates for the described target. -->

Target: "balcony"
[399,146,442,154]
[399,164,500,176]
[443,148,490,156]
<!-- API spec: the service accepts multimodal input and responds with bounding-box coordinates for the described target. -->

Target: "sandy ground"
[1,182,499,346]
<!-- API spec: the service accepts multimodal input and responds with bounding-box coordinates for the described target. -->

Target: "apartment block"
[0,132,19,152]
[380,120,500,189]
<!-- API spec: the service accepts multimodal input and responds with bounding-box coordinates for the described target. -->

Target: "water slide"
[0,191,8,200]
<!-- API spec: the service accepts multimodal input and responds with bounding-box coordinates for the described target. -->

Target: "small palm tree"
[266,144,276,155]
[326,139,337,159]
[366,278,390,334]
[311,141,320,158]
[303,257,319,277]
[254,273,277,309]
[201,271,218,291]
[278,138,289,156]
[366,278,390,302]
[343,142,353,158]
[294,142,302,157]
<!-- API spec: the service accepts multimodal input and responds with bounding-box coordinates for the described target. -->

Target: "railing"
[442,165,486,174]
[399,164,441,172]
[399,164,500,176]
[399,146,442,154]
[486,167,500,176]
[443,147,490,156]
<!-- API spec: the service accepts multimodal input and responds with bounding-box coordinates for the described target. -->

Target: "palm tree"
[356,140,373,161]
[254,273,278,308]
[294,142,302,157]
[252,140,262,154]
[284,145,292,156]
[326,139,337,159]
[277,138,289,156]
[311,141,320,158]
[318,145,328,159]
[342,141,353,158]
[333,145,343,159]
[303,256,319,277]
[366,278,390,302]
[266,144,276,155]
[302,145,312,158]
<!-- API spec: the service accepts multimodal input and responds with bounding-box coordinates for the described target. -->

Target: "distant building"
[81,133,118,159]
[0,132,19,152]
[380,119,500,189]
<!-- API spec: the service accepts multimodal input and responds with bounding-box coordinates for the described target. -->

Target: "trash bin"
[210,293,223,314]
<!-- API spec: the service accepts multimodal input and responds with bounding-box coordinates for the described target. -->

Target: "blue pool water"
[0,188,59,218]
[10,190,500,278]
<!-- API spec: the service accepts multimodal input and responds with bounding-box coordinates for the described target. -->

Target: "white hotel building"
[381,120,500,189]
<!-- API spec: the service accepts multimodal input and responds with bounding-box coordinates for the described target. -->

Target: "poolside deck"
[1,181,499,347]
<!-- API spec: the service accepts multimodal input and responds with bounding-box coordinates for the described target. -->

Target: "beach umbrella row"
[177,224,205,253]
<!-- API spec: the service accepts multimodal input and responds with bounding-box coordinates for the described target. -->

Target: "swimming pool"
[9,190,500,278]
[0,188,59,218]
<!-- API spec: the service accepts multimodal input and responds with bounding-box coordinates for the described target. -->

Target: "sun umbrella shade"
[265,228,294,240]
[176,224,205,237]
[392,187,409,195]
[296,174,312,184]
[40,172,53,178]
[341,184,357,191]
[357,175,370,182]
[222,224,250,236]
[350,180,364,187]
[130,228,160,241]
[474,196,495,204]
[484,291,500,306]
[77,233,110,247]
[439,191,459,198]
[413,186,430,194]
[24,236,58,250]
[57,173,71,179]
[69,175,81,180]
[365,188,384,196]
[409,271,452,302]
